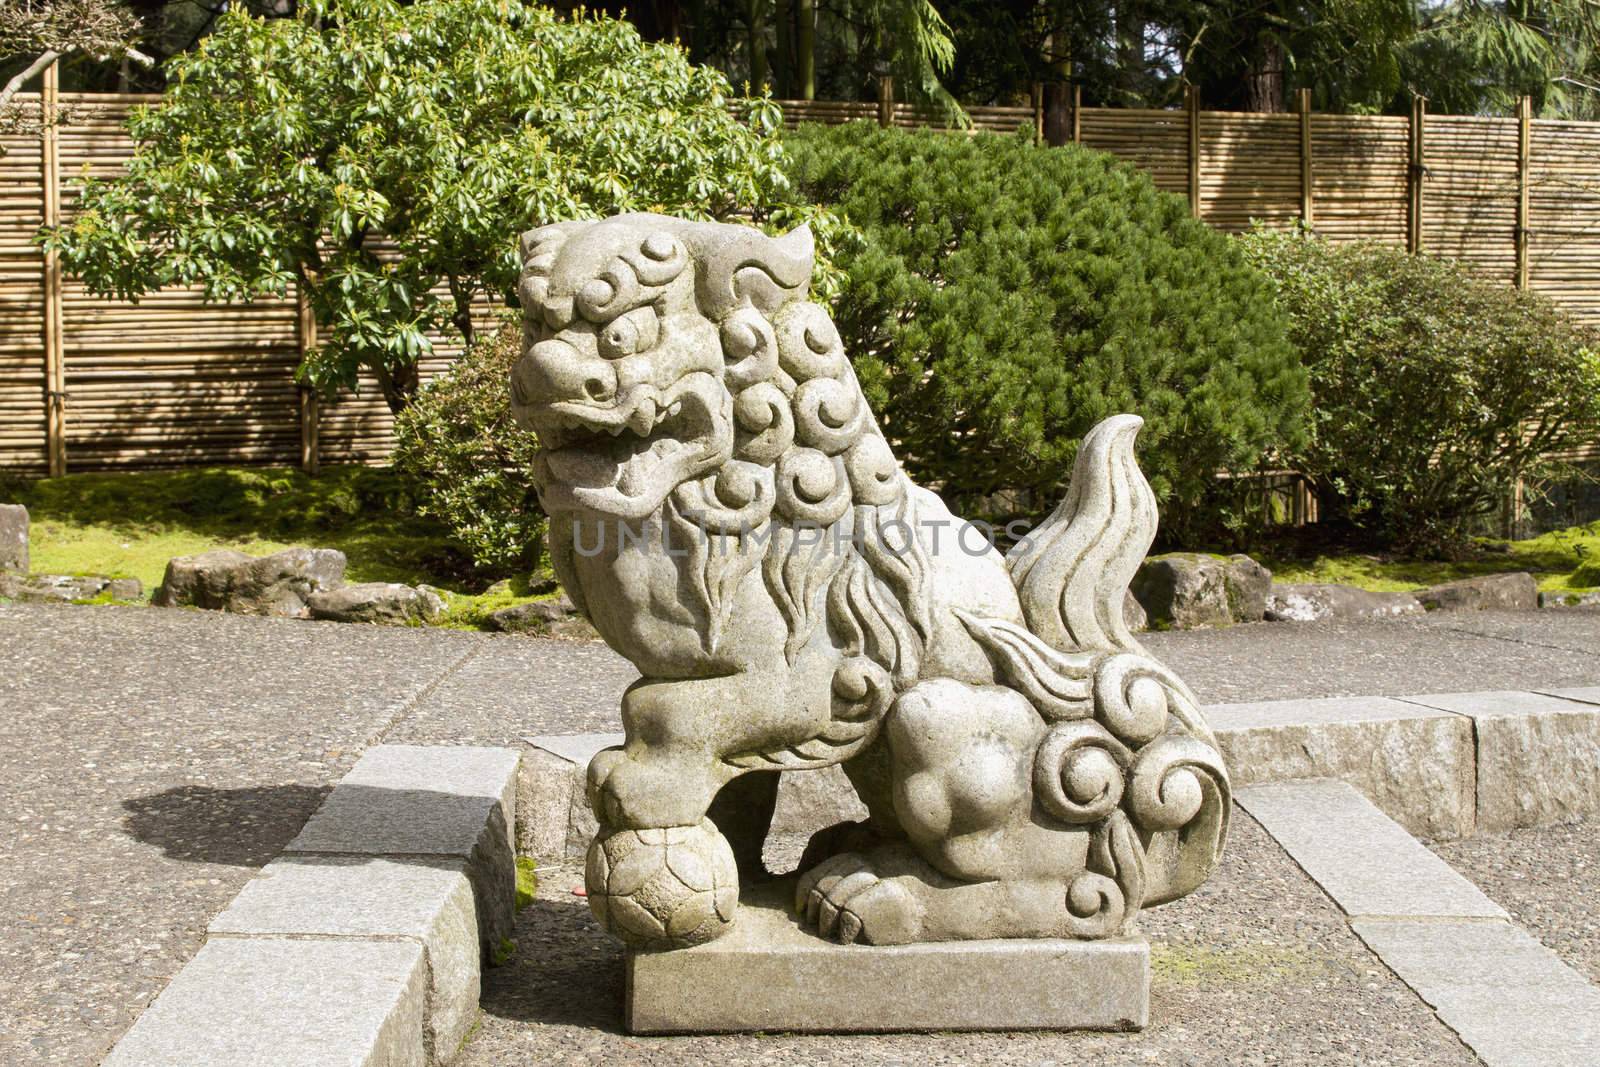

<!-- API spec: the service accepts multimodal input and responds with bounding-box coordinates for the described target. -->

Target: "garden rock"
[1265,583,1424,623]
[1417,572,1538,613]
[488,594,575,634]
[0,573,109,602]
[107,578,143,602]
[1132,552,1271,629]
[1122,590,1148,632]
[307,583,447,625]
[0,503,26,573]
[1540,590,1600,609]
[153,547,347,618]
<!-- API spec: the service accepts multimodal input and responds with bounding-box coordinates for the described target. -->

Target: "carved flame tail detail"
[1006,414,1155,656]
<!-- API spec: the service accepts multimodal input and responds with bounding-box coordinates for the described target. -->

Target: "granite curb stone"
[101,938,427,1067]
[1351,918,1600,1067]
[1236,779,1506,918]
[287,744,522,956]
[209,856,481,1062]
[1209,696,1476,838]
[1401,691,1600,831]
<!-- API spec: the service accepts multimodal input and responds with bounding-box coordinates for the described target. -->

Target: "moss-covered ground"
[0,465,554,627]
[1262,521,1600,595]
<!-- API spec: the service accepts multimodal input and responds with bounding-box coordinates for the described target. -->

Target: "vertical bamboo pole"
[1408,96,1427,253]
[1031,82,1044,144]
[1516,95,1531,290]
[1071,84,1081,144]
[297,288,320,475]
[877,74,894,128]
[1296,87,1314,229]
[1185,85,1201,217]
[40,60,65,477]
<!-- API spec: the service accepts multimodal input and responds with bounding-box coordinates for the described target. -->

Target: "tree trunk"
[746,0,768,91]
[374,361,420,416]
[774,0,793,98]
[1244,37,1287,112]
[796,0,815,99]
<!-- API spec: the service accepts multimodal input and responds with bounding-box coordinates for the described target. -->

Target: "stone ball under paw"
[585,818,739,949]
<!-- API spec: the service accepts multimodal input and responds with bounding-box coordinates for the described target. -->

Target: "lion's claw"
[794,852,922,945]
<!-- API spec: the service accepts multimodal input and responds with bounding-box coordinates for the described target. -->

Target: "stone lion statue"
[511,213,1229,949]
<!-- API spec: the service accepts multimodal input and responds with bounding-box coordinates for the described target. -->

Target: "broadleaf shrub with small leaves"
[1241,228,1600,556]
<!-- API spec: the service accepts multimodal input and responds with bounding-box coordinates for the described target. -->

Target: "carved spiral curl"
[793,377,867,456]
[1092,653,1179,748]
[721,308,780,392]
[844,434,900,506]
[732,383,794,467]
[775,303,847,382]
[1033,721,1135,825]
[1063,810,1146,939]
[1128,734,1228,832]
[775,448,852,526]
[671,462,776,534]
[621,231,689,287]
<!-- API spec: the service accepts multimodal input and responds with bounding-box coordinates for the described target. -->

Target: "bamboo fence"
[4,75,1600,476]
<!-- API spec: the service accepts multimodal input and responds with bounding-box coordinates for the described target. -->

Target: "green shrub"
[393,320,544,574]
[1241,229,1600,556]
[781,122,1308,542]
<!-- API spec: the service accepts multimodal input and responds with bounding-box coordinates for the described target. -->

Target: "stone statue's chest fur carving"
[511,213,1230,951]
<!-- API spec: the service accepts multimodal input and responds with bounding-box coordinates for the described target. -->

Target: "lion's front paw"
[794,851,924,945]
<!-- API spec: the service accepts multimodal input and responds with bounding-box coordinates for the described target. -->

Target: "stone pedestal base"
[625,882,1149,1034]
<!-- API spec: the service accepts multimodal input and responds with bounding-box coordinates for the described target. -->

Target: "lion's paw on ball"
[585,818,739,949]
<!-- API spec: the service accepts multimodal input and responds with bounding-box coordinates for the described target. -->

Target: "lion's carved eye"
[598,306,660,360]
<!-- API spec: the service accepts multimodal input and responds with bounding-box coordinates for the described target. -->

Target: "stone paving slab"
[1430,818,1600,984]
[1352,918,1600,1067]
[1235,780,1506,918]
[1402,691,1600,830]
[1209,697,1476,838]
[101,937,427,1067]
[209,856,480,1060]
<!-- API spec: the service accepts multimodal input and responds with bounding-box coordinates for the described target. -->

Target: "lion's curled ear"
[690,222,814,320]
[518,220,595,321]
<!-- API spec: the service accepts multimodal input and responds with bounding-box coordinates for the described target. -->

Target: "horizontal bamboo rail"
[4,85,1600,476]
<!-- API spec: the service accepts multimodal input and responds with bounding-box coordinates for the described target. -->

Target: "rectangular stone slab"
[625,884,1148,1034]
[1236,779,1506,919]
[1352,918,1600,1067]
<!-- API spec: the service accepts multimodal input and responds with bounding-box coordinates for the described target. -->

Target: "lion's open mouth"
[533,374,730,518]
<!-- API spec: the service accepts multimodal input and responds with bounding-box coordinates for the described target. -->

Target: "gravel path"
[459,811,1478,1066]
[1429,818,1600,984]
[1,599,1595,1064]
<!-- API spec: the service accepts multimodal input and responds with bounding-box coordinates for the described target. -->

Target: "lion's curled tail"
[1005,414,1155,656]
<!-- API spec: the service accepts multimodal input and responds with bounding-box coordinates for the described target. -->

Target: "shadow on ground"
[121,784,332,867]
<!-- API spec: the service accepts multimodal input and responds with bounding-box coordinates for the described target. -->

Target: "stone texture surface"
[287,744,521,956]
[1209,697,1476,838]
[308,582,448,625]
[1236,779,1505,918]
[1418,571,1539,613]
[106,577,143,601]
[1351,918,1600,1067]
[1264,583,1423,623]
[0,502,26,573]
[1131,553,1232,629]
[1403,690,1600,830]
[457,811,1480,1065]
[101,937,427,1067]
[0,602,479,1067]
[1223,553,1272,622]
[209,855,480,1060]
[487,595,574,634]
[522,734,866,862]
[628,884,1148,1034]
[1430,818,1600,984]
[154,546,347,617]
[0,573,109,602]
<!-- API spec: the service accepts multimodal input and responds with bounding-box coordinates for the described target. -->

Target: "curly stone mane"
[517,217,933,770]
